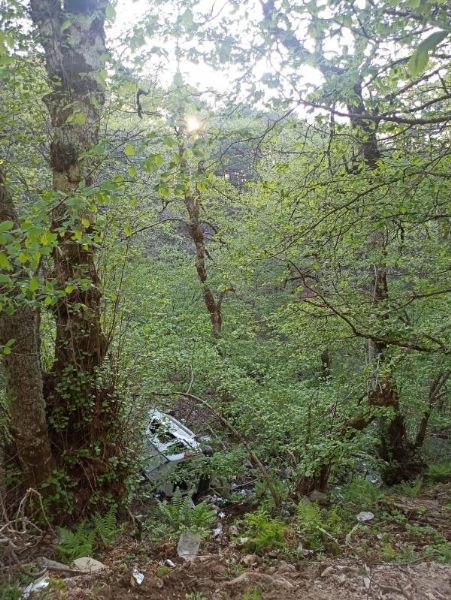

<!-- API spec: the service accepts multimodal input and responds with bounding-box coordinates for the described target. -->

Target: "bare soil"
[44,556,451,599]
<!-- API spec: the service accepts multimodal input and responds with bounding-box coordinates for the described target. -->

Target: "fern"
[93,504,121,546]
[244,510,286,552]
[157,489,216,537]
[56,522,95,562]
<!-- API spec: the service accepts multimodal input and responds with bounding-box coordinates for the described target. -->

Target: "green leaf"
[407,31,448,76]
[124,143,135,157]
[105,4,116,21]
[73,112,87,125]
[29,278,39,292]
[0,252,11,270]
[416,30,448,54]
[61,19,72,32]
[144,153,164,171]
[0,220,14,232]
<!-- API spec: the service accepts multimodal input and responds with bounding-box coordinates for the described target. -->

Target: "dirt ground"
[43,555,451,600]
[7,483,451,599]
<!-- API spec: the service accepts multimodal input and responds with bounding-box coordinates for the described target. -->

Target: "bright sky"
[110,0,326,99]
[110,0,234,93]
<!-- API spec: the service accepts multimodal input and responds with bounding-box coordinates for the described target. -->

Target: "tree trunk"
[177,136,223,337]
[348,87,419,483]
[30,0,108,447]
[0,166,53,488]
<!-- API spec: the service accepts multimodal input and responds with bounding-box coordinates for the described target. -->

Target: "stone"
[72,557,107,573]
[241,554,258,567]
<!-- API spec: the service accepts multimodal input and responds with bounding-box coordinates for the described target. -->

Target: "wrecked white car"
[142,409,212,496]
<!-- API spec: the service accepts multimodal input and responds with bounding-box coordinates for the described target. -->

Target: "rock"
[72,557,107,573]
[277,560,296,573]
[321,566,335,578]
[309,489,328,505]
[241,554,258,567]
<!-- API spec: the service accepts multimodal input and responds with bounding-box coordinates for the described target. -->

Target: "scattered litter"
[22,576,49,599]
[218,511,226,519]
[131,566,145,586]
[213,525,223,537]
[356,511,375,522]
[72,556,106,573]
[165,559,176,568]
[376,533,384,540]
[177,531,201,560]
[238,536,249,544]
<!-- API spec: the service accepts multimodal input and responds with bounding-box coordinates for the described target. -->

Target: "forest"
[0,0,450,598]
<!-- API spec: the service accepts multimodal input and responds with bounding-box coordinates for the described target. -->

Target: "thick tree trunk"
[0,166,53,487]
[349,87,419,483]
[30,0,108,447]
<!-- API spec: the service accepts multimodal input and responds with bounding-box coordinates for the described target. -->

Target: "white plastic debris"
[218,511,226,519]
[177,531,201,560]
[213,525,223,538]
[165,559,176,568]
[131,566,145,585]
[22,576,49,599]
[356,511,375,522]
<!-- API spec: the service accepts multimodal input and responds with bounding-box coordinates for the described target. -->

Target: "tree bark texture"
[178,138,223,337]
[30,0,109,446]
[0,166,53,487]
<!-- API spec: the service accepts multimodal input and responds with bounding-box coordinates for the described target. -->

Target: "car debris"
[142,409,212,496]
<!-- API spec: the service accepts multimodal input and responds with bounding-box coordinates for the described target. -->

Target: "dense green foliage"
[0,0,449,570]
